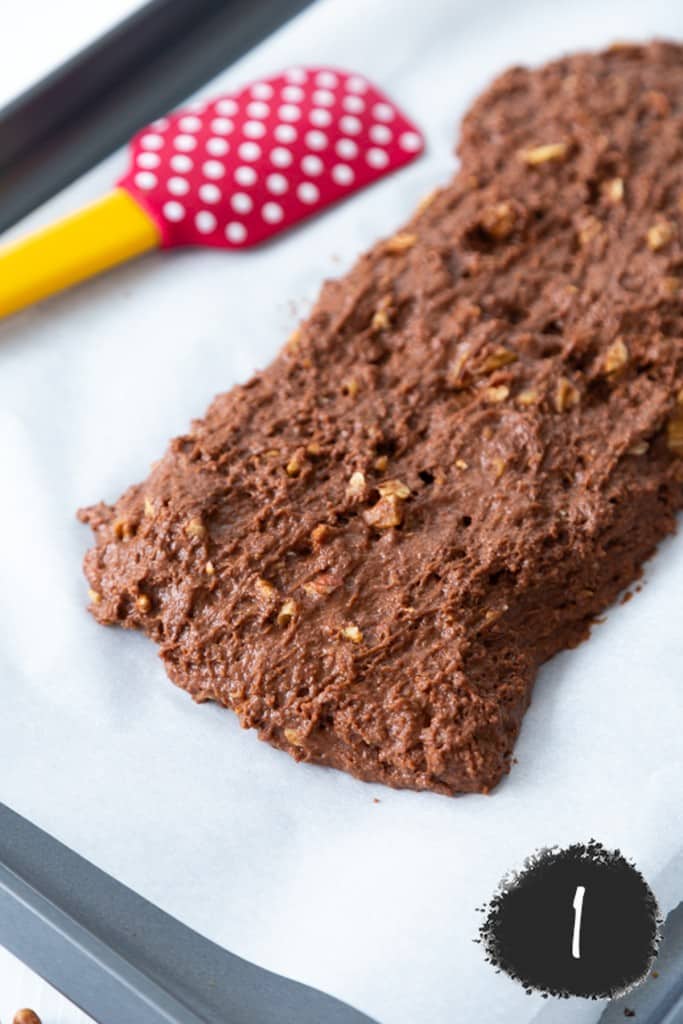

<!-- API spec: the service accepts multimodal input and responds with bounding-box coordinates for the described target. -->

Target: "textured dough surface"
[80,42,683,795]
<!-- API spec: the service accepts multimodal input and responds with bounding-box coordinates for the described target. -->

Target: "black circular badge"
[478,841,660,999]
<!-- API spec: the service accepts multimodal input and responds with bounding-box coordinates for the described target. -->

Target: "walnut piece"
[481,202,517,240]
[491,456,506,480]
[286,456,301,477]
[311,523,331,547]
[516,388,539,407]
[484,385,510,404]
[554,376,580,412]
[285,328,301,353]
[88,588,101,604]
[455,459,468,470]
[371,294,394,332]
[205,560,215,575]
[185,517,206,539]
[13,1011,42,1024]
[667,391,683,454]
[113,517,133,541]
[447,348,470,389]
[416,188,438,214]
[277,599,297,626]
[340,624,363,643]
[364,493,405,529]
[647,220,674,251]
[578,215,601,246]
[374,454,389,472]
[378,478,411,499]
[284,728,304,747]
[385,232,417,253]
[604,338,629,375]
[346,470,366,498]
[604,177,624,203]
[520,142,568,165]
[303,572,339,597]
[478,346,518,374]
[255,577,277,600]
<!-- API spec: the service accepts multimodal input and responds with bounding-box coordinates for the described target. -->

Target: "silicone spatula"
[0,66,424,319]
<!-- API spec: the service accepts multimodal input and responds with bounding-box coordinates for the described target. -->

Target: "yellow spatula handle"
[0,188,161,319]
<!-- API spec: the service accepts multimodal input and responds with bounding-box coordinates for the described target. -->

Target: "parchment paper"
[1,1,682,1022]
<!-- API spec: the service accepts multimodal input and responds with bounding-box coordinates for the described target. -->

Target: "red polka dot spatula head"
[0,67,424,319]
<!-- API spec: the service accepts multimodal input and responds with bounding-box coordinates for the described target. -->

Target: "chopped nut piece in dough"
[385,232,417,253]
[340,624,363,643]
[520,141,568,165]
[554,377,580,412]
[277,599,297,626]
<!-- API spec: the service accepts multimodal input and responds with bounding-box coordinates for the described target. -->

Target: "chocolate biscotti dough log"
[80,42,683,795]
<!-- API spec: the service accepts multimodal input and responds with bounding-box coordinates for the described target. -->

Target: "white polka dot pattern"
[174,134,197,152]
[278,104,301,122]
[251,83,273,100]
[339,115,362,135]
[297,182,319,204]
[206,137,230,156]
[170,154,193,173]
[370,124,392,145]
[262,202,283,224]
[231,192,253,214]
[226,221,247,243]
[199,183,221,204]
[137,152,161,169]
[305,130,328,151]
[343,95,365,114]
[134,171,157,190]
[140,133,163,150]
[119,66,424,248]
[332,163,354,186]
[301,154,323,176]
[163,201,185,222]
[266,173,289,195]
[336,138,358,159]
[282,85,304,103]
[167,176,189,196]
[243,121,266,139]
[195,210,217,233]
[367,147,389,169]
[179,115,202,132]
[399,131,422,152]
[216,98,237,116]
[235,165,257,186]
[203,160,226,180]
[270,147,292,168]
[211,117,234,135]
[274,124,297,144]
[309,108,332,127]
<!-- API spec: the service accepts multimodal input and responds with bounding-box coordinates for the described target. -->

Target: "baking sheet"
[0,0,145,109]
[1,1,682,1022]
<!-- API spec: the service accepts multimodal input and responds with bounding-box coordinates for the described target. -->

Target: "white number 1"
[572,886,586,959]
